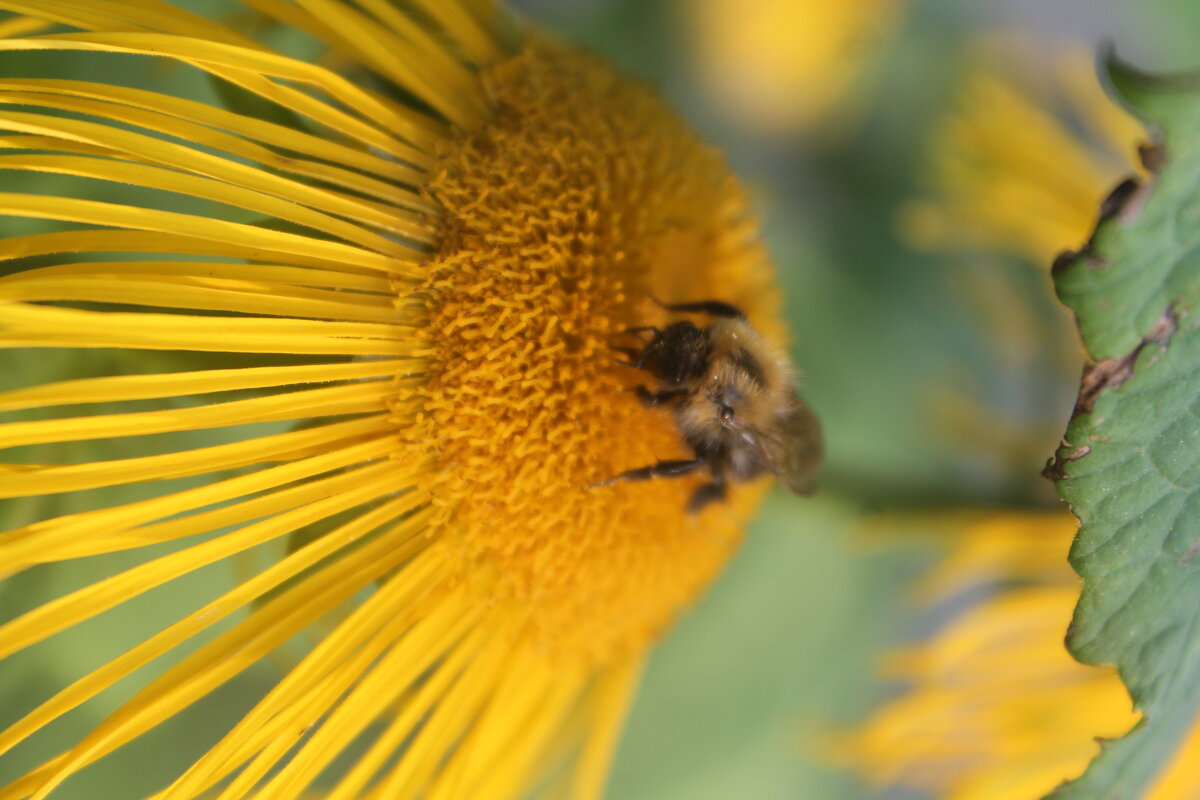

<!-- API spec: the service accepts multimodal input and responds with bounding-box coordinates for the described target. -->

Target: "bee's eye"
[718,404,735,421]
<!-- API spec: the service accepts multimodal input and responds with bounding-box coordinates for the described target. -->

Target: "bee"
[594,299,823,512]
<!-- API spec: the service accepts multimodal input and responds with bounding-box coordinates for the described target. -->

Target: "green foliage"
[1047,57,1200,799]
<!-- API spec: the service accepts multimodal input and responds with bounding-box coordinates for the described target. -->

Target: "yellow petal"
[0,357,405,412]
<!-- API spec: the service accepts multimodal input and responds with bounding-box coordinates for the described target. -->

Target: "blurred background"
[3,0,1200,798]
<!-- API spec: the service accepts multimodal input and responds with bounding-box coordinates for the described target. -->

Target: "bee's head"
[706,341,771,432]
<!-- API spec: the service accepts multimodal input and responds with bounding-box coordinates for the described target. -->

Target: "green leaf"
[1045,55,1200,799]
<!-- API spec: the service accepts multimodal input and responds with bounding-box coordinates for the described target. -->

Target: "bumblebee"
[596,299,823,512]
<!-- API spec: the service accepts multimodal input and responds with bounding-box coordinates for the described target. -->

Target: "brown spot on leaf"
[1051,248,1079,278]
[1080,250,1111,271]
[1139,140,1166,173]
[1075,305,1177,416]
[1098,178,1141,222]
[1053,165,1155,279]
[1044,307,1177,483]
[1077,355,1137,416]
[1051,245,1111,280]
[1043,446,1092,480]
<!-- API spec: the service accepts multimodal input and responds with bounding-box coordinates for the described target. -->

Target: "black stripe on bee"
[728,347,766,389]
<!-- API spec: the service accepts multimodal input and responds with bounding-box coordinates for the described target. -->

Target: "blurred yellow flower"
[838,512,1200,799]
[682,0,902,135]
[900,40,1146,266]
[0,2,784,797]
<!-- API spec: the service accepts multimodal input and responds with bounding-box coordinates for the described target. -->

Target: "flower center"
[416,35,780,665]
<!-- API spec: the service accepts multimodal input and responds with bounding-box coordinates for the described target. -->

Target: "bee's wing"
[756,393,823,495]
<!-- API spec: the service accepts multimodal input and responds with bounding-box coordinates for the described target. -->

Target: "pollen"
[416,35,782,665]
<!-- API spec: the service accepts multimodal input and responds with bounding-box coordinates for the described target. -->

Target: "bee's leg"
[589,458,705,488]
[612,346,644,368]
[612,325,662,369]
[651,297,745,320]
[630,386,687,407]
[687,480,728,513]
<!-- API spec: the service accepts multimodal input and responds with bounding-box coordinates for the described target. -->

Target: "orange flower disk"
[421,36,779,665]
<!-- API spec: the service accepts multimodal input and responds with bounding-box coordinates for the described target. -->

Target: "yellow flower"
[838,512,1200,799]
[900,38,1146,266]
[0,2,787,797]
[682,0,902,135]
